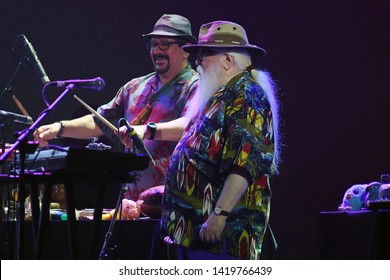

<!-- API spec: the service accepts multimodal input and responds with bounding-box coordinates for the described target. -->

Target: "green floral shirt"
[161,71,275,259]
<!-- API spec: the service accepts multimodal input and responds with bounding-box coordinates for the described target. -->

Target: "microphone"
[118,118,155,166]
[0,110,33,125]
[20,34,50,85]
[52,77,105,91]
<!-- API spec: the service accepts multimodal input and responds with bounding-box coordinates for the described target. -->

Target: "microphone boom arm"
[0,84,75,162]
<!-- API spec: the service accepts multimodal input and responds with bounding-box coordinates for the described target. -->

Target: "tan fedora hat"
[142,14,197,44]
[183,20,266,56]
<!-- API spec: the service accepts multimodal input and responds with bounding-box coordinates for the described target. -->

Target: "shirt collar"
[147,64,192,91]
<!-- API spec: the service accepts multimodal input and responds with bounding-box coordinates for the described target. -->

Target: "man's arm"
[34,114,104,143]
[199,173,249,243]
[132,116,191,142]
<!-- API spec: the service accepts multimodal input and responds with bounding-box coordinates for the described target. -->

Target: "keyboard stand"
[2,148,149,259]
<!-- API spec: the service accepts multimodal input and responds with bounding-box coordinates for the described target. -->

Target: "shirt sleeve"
[219,81,275,186]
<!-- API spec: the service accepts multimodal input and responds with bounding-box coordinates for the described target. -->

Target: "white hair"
[250,68,281,173]
[229,51,281,173]
[186,50,282,173]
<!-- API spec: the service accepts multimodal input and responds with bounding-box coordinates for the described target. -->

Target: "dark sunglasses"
[196,50,217,66]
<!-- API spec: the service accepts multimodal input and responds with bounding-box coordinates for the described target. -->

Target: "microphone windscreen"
[94,77,105,91]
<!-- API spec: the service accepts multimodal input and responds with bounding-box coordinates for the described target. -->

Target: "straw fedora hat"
[142,14,197,44]
[183,20,266,56]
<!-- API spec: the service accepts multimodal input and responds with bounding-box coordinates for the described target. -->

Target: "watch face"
[214,206,230,216]
[148,122,157,129]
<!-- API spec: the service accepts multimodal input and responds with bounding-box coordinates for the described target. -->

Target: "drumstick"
[12,94,31,117]
[74,95,155,166]
[73,95,118,133]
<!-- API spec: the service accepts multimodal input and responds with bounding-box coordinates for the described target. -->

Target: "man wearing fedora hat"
[34,14,199,201]
[159,20,281,259]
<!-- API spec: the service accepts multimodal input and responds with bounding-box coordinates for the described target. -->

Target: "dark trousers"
[176,241,239,260]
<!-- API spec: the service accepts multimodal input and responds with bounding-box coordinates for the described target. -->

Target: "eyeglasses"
[147,40,179,51]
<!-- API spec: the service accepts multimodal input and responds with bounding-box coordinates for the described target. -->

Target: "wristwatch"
[147,122,157,140]
[214,206,230,217]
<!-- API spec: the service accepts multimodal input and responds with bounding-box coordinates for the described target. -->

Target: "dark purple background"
[1,0,389,259]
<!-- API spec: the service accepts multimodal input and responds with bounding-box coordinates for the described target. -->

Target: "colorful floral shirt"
[95,64,198,200]
[161,71,275,259]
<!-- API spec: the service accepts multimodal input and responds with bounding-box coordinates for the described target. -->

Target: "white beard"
[185,62,223,119]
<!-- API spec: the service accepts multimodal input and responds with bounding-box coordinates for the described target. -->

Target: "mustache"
[153,54,169,60]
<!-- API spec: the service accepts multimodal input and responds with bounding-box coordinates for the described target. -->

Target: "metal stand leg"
[89,180,106,259]
[34,181,52,259]
[98,184,127,260]
[64,182,79,259]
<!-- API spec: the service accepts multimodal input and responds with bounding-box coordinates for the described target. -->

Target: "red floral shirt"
[95,64,198,199]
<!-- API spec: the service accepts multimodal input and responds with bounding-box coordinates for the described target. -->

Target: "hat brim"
[142,31,197,44]
[182,44,266,56]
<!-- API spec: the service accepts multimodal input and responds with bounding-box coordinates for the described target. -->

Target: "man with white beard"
[158,20,281,260]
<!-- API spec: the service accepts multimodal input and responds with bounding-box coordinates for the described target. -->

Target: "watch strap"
[147,122,157,140]
[214,206,231,217]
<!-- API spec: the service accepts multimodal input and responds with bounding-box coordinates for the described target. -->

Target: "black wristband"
[56,121,65,138]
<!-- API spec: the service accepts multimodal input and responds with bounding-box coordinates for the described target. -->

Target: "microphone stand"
[0,56,29,258]
[98,133,139,259]
[0,84,75,259]
[0,121,10,174]
[0,120,10,248]
[0,83,76,161]
[98,182,128,260]
[0,56,29,174]
[0,56,29,104]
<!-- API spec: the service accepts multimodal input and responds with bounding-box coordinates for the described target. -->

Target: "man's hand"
[118,125,147,149]
[33,123,61,146]
[199,213,227,243]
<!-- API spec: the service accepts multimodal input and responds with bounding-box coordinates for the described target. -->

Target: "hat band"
[153,24,188,36]
[198,33,249,46]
